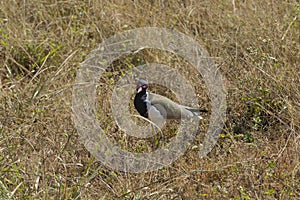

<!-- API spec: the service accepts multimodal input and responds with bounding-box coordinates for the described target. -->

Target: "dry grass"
[0,0,299,199]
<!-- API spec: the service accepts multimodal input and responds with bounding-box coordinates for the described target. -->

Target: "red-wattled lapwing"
[134,79,207,127]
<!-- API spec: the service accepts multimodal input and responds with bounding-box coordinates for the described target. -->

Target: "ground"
[0,0,299,199]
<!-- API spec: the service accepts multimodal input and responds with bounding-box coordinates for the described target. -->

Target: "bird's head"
[136,79,148,93]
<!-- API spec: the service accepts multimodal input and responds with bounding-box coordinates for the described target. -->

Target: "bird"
[134,79,208,127]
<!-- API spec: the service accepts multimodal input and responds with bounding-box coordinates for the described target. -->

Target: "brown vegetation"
[0,0,299,199]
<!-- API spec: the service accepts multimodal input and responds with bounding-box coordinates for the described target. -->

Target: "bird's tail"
[186,108,208,119]
[186,108,208,113]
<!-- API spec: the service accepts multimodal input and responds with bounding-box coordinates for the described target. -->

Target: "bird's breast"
[134,93,149,118]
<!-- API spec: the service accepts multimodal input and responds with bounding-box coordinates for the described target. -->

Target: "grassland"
[0,0,299,199]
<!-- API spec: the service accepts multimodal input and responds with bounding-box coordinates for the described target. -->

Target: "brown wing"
[148,93,196,119]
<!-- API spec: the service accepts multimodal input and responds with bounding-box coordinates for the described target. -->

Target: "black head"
[136,79,149,93]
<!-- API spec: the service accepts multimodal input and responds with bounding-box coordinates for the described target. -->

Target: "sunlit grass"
[0,0,299,199]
